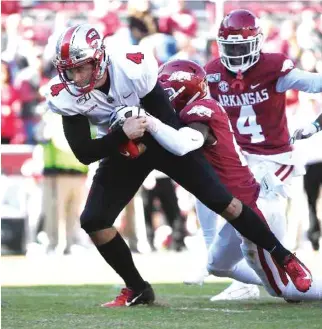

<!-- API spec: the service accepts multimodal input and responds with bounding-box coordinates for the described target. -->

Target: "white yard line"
[172,307,251,313]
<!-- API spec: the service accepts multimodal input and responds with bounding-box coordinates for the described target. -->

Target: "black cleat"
[126,282,155,306]
[101,282,155,308]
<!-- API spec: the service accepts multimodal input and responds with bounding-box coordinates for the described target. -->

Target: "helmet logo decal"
[187,105,212,118]
[86,28,100,48]
[168,71,192,82]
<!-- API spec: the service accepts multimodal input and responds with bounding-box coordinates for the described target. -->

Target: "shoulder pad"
[45,76,79,116]
[180,101,215,124]
[111,45,157,80]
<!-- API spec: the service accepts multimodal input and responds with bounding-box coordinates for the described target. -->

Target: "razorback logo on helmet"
[168,71,192,82]
[86,28,100,48]
[187,105,213,118]
[281,59,294,72]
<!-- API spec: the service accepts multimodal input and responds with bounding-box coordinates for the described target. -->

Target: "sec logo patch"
[218,80,229,93]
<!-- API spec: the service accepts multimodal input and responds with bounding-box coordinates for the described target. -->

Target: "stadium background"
[1,0,322,289]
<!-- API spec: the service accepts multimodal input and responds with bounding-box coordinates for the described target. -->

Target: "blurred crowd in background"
[1,0,322,257]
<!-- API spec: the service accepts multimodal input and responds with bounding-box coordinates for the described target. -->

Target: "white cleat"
[183,268,209,286]
[210,281,260,301]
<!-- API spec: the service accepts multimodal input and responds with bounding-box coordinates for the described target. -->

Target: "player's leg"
[304,163,322,251]
[240,196,322,301]
[157,177,186,251]
[80,154,154,307]
[207,220,261,300]
[183,199,216,285]
[156,149,310,288]
[43,176,59,253]
[195,199,217,249]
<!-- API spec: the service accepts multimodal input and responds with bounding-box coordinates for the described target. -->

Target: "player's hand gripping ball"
[109,106,148,159]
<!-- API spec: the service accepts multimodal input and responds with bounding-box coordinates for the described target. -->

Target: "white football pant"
[199,192,322,301]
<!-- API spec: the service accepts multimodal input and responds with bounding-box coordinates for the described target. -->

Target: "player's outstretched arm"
[146,115,205,156]
[276,68,322,93]
[290,112,322,143]
[62,114,130,164]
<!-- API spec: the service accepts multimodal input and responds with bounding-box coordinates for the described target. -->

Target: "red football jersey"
[180,98,260,206]
[205,53,294,155]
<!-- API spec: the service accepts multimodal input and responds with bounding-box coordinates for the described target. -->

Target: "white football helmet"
[53,24,109,96]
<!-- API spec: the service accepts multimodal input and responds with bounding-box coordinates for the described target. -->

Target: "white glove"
[290,122,320,144]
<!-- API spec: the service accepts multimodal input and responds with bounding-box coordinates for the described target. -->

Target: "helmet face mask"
[158,60,208,112]
[217,9,263,73]
[53,24,109,96]
[218,34,263,73]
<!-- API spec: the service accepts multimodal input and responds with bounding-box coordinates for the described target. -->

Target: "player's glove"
[119,140,147,159]
[290,122,321,144]
[109,106,148,159]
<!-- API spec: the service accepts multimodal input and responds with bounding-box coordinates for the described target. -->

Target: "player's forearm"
[62,114,129,165]
[146,116,204,156]
[276,68,322,93]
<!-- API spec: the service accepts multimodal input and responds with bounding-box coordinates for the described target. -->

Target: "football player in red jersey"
[139,58,322,301]
[204,9,322,300]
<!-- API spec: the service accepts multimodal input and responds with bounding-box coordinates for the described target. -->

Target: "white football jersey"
[46,45,158,138]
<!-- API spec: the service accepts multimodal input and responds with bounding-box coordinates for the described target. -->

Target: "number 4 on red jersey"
[126,52,144,64]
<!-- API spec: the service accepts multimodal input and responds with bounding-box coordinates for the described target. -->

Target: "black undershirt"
[62,82,181,165]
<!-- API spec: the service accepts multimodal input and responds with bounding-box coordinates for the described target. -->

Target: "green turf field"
[2,283,321,329]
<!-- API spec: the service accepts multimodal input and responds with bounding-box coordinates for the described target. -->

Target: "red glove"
[119,140,146,159]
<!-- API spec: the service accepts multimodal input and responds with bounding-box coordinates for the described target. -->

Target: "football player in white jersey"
[46,24,313,307]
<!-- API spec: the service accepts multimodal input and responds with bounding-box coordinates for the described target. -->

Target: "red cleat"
[101,288,132,307]
[101,283,155,308]
[283,254,312,293]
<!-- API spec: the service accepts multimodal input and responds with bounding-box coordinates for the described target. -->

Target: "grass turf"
[2,283,321,329]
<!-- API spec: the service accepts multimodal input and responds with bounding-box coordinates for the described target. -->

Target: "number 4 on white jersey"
[237,105,265,143]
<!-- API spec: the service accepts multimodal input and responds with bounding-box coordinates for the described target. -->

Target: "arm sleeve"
[62,114,129,165]
[276,68,322,93]
[140,82,183,129]
[146,116,205,156]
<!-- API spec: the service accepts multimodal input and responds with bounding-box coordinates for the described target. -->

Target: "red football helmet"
[158,59,208,112]
[217,9,263,73]
[53,24,109,96]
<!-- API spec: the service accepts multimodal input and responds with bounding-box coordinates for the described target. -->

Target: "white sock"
[228,259,263,286]
[195,199,217,249]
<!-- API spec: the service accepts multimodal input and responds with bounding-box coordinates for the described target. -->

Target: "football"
[109,106,147,159]
[109,106,146,131]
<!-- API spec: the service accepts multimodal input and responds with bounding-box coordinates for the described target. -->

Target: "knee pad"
[80,210,112,234]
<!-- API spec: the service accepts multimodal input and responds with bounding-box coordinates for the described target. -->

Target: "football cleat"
[307,228,321,251]
[210,281,260,301]
[101,282,155,308]
[283,254,312,293]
